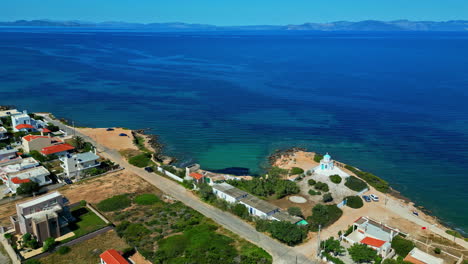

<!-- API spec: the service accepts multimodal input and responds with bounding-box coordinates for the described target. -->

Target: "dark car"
[362,195,371,202]
[144,167,154,173]
[106,128,115,131]
[64,178,73,184]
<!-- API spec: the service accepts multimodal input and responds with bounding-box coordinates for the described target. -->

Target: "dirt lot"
[77,127,136,151]
[40,230,128,264]
[0,170,160,226]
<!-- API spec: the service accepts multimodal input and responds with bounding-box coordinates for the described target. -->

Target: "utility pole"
[317,224,321,258]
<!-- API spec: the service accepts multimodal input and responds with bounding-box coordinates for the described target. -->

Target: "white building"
[213,182,249,203]
[313,153,349,178]
[343,216,400,257]
[0,126,8,140]
[404,248,444,264]
[2,166,52,194]
[0,109,21,118]
[0,148,17,161]
[60,151,100,178]
[11,110,47,132]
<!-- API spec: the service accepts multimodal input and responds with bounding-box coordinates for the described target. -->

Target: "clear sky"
[2,0,467,25]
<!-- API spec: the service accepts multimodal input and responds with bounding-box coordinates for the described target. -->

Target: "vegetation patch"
[345,196,364,209]
[308,189,321,196]
[228,174,299,199]
[345,165,389,193]
[96,194,131,212]
[134,193,160,205]
[290,167,304,175]
[255,220,308,246]
[308,179,316,186]
[128,153,152,168]
[314,153,324,162]
[391,235,415,257]
[65,207,107,239]
[314,181,329,192]
[329,174,342,184]
[307,204,343,231]
[344,176,368,192]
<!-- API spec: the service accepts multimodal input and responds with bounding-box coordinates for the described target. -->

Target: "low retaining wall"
[156,167,183,182]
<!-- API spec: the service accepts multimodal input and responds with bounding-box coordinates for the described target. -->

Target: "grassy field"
[40,230,128,264]
[61,206,107,243]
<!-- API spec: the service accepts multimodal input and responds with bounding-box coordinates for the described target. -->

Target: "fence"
[156,167,183,182]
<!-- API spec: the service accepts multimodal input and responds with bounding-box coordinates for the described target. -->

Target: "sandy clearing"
[77,127,136,151]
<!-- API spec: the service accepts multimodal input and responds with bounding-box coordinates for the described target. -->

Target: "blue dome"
[324,153,331,159]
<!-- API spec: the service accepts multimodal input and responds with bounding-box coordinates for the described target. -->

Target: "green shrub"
[17,181,40,195]
[308,204,343,231]
[290,167,304,175]
[287,207,303,218]
[315,182,329,192]
[267,167,289,177]
[348,243,377,263]
[57,246,71,255]
[314,153,323,162]
[329,174,342,184]
[322,193,333,203]
[79,200,87,207]
[434,247,441,254]
[134,194,160,205]
[345,165,389,193]
[255,220,307,246]
[308,189,321,196]
[97,194,131,212]
[344,176,368,192]
[228,175,299,199]
[128,153,152,168]
[391,236,415,257]
[345,196,364,209]
[231,203,250,219]
[24,260,42,264]
[308,179,316,186]
[42,237,56,252]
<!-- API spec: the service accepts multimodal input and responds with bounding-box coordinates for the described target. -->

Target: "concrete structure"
[404,248,444,264]
[313,153,349,177]
[2,166,51,194]
[100,249,129,264]
[10,192,73,243]
[0,148,17,161]
[343,216,400,257]
[11,110,47,132]
[213,183,249,203]
[60,151,100,178]
[0,126,8,140]
[22,134,62,153]
[0,109,21,118]
[185,163,200,179]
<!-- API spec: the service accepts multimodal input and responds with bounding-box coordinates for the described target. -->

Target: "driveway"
[42,115,317,264]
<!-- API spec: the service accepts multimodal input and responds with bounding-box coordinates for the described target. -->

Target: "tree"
[42,237,56,252]
[198,183,214,201]
[345,196,364,209]
[308,179,316,186]
[17,181,40,195]
[391,236,415,257]
[46,123,60,132]
[287,207,303,218]
[73,136,85,150]
[329,174,342,184]
[308,204,343,231]
[322,193,333,203]
[29,150,46,162]
[348,243,377,263]
[22,233,39,249]
[267,221,308,246]
[321,237,345,255]
[232,203,249,219]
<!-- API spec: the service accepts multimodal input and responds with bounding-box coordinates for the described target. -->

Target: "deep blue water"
[0,29,467,233]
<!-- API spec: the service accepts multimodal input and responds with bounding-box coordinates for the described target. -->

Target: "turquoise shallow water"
[0,29,467,233]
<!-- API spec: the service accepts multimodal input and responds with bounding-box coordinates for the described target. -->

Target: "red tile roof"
[100,249,129,264]
[23,135,50,142]
[360,237,386,248]
[11,177,31,184]
[15,124,34,130]
[40,144,75,155]
[41,128,51,133]
[189,172,204,180]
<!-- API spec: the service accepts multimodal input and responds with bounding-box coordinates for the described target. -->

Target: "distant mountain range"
[1,19,468,31]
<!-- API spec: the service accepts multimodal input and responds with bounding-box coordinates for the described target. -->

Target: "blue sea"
[0,28,467,233]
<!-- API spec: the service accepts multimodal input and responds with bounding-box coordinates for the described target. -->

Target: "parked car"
[369,194,379,202]
[362,195,371,202]
[144,167,154,173]
[106,128,114,131]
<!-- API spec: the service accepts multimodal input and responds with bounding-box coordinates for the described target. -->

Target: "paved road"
[43,115,316,264]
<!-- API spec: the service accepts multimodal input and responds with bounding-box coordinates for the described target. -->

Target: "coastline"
[43,112,467,240]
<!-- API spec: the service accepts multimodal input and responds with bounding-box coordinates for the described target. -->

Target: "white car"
[369,194,379,202]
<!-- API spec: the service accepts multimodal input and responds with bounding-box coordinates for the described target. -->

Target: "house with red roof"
[342,216,402,257]
[100,249,129,264]
[11,110,48,132]
[21,134,69,155]
[40,143,75,156]
[189,172,205,184]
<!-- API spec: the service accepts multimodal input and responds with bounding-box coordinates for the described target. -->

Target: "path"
[43,115,317,264]
[0,235,20,264]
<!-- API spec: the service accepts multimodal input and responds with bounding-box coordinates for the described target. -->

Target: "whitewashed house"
[11,110,47,132]
[343,216,401,257]
[60,151,100,178]
[2,166,52,194]
[0,148,17,161]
